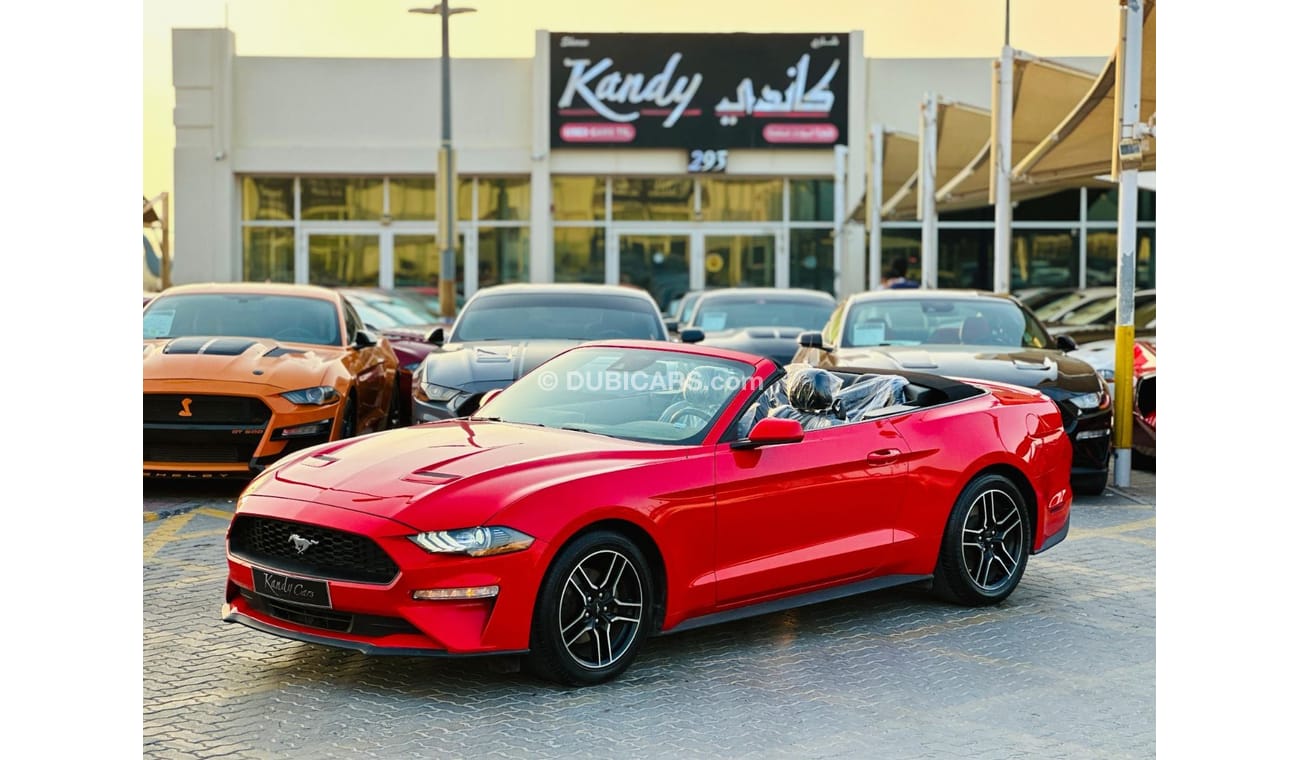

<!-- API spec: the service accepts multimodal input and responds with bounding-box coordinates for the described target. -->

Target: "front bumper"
[144,387,343,478]
[223,498,548,655]
[1057,404,1113,478]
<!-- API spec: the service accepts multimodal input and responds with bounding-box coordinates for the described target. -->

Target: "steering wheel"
[274,327,316,342]
[657,400,710,426]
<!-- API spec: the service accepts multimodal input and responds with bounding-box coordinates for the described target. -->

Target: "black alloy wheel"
[527,531,652,686]
[933,473,1030,606]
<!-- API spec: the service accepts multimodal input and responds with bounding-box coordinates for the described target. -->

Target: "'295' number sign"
[688,149,728,173]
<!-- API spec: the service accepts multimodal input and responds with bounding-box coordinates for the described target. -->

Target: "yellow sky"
[143,0,1122,198]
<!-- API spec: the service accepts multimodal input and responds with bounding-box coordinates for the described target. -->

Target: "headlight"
[409,526,535,557]
[280,386,340,405]
[1071,390,1110,410]
[418,380,461,403]
[1097,368,1115,382]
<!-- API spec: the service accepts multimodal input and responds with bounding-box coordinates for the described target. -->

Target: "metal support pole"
[832,144,847,298]
[869,124,883,291]
[1112,0,1145,488]
[412,4,475,318]
[437,5,457,319]
[918,94,938,288]
[992,46,1013,294]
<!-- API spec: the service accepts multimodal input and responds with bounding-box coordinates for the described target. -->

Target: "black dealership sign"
[550,33,849,150]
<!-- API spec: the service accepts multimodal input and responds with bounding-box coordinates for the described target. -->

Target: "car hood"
[830,345,1103,395]
[265,420,674,526]
[698,327,806,364]
[420,339,584,392]
[142,337,340,388]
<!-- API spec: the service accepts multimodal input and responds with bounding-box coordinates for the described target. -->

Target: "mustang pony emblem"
[288,534,320,555]
[178,398,193,417]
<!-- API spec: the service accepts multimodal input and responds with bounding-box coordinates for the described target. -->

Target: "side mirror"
[353,329,378,348]
[427,327,445,347]
[798,331,832,352]
[679,328,705,344]
[1055,334,1078,352]
[664,319,680,334]
[732,417,805,450]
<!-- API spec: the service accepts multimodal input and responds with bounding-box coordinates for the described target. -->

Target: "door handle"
[866,448,901,465]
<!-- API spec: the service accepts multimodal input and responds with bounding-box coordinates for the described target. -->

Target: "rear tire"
[933,473,1030,606]
[526,531,652,686]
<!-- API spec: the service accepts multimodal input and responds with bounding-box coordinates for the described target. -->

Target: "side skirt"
[661,574,932,636]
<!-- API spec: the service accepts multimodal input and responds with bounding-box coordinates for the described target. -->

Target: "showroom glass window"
[789,179,835,294]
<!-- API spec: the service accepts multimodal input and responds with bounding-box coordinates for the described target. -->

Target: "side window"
[342,302,362,344]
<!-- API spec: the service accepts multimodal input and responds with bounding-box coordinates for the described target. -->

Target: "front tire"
[526,531,652,686]
[933,473,1030,606]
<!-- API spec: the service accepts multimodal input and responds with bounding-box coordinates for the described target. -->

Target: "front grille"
[144,442,245,463]
[240,591,420,637]
[229,515,399,584]
[144,394,271,425]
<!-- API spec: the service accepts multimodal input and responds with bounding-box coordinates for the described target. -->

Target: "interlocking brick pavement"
[144,470,1155,759]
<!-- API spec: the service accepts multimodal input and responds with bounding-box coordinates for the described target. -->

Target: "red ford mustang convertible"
[223,341,1073,685]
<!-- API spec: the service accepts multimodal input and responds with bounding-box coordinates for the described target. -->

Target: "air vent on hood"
[403,469,463,485]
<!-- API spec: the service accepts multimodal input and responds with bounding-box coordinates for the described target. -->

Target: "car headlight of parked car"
[280,386,340,405]
[409,526,535,557]
[1069,388,1110,411]
[417,379,461,402]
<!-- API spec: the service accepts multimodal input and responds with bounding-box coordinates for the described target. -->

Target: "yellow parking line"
[1070,516,1156,540]
[143,512,194,561]
[196,507,235,520]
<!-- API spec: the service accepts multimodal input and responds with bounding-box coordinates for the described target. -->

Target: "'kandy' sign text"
[550,33,848,150]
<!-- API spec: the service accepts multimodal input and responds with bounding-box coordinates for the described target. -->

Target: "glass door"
[303,232,381,287]
[391,231,467,313]
[703,233,778,289]
[616,233,691,312]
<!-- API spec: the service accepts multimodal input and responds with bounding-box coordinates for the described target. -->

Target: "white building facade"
[172,28,1148,307]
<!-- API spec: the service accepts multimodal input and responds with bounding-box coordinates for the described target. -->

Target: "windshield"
[691,296,833,332]
[450,292,666,342]
[1059,295,1119,325]
[842,298,1051,349]
[143,293,342,346]
[348,295,438,329]
[476,346,756,445]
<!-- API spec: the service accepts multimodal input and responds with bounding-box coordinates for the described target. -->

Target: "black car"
[793,289,1113,495]
[680,287,836,365]
[411,283,670,422]
[1046,289,1156,346]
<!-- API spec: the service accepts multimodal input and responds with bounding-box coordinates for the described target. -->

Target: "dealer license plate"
[252,567,332,609]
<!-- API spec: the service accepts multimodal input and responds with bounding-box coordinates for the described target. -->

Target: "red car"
[223,341,1073,685]
[339,288,452,426]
